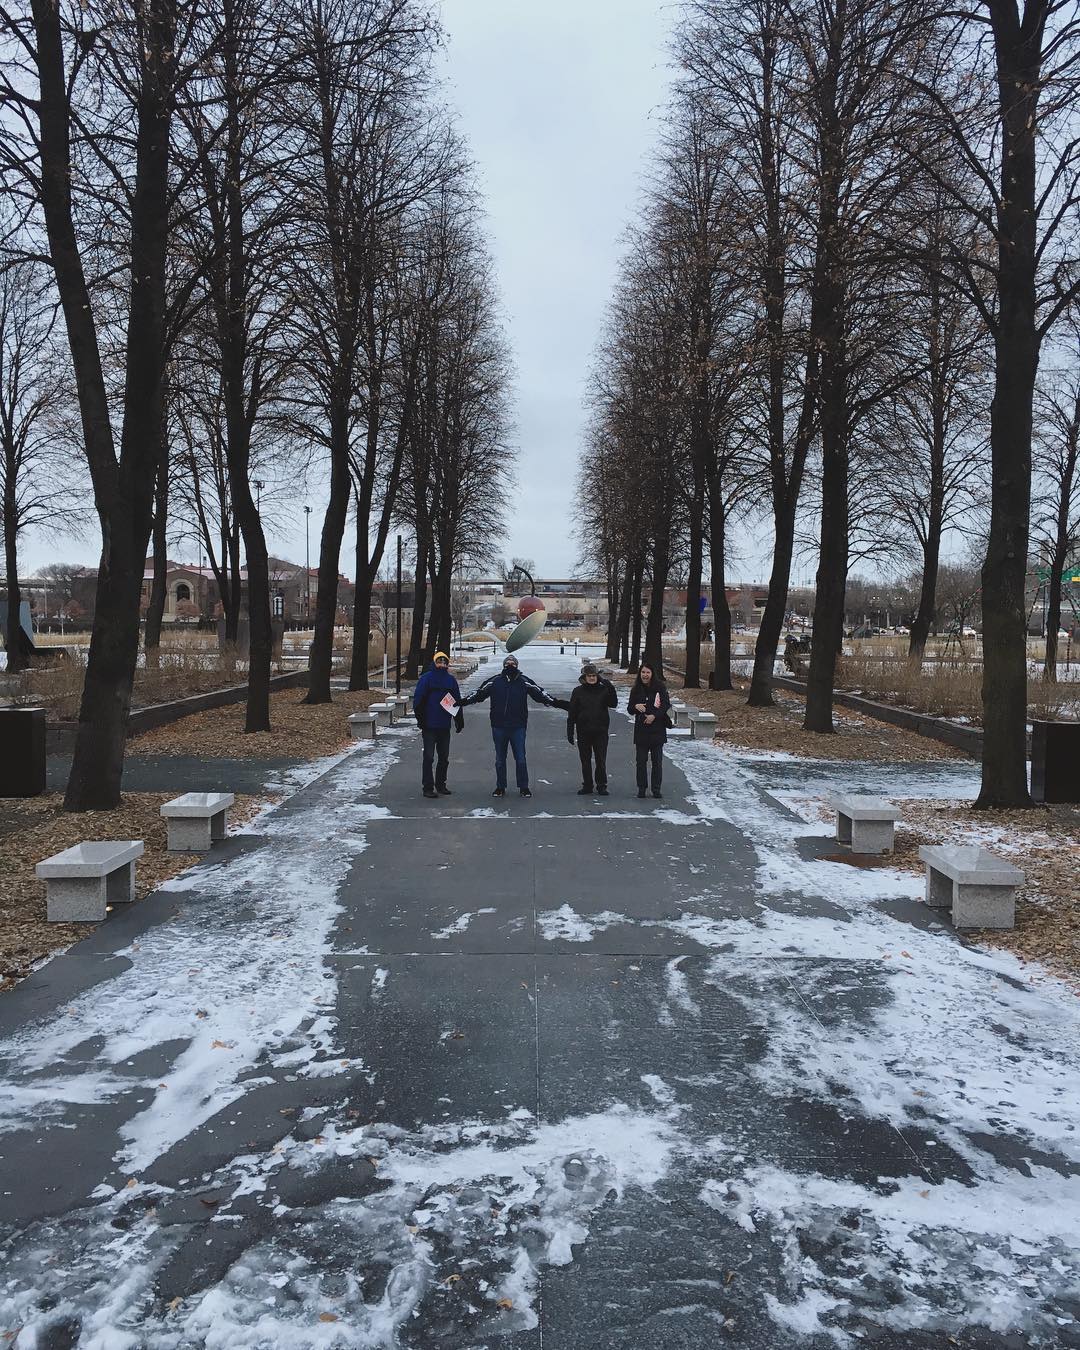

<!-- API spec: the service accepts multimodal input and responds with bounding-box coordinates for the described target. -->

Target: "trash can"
[0,707,47,797]
[1031,719,1080,803]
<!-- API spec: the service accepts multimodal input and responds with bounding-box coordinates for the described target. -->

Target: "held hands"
[644,714,655,725]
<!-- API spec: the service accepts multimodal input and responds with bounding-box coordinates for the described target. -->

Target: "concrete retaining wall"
[771,677,983,757]
[47,670,311,753]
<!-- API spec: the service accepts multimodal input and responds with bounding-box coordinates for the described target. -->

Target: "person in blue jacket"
[412,651,463,799]
[461,653,568,797]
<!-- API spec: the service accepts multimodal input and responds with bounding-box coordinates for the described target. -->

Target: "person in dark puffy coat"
[461,653,568,797]
[627,660,671,799]
[566,662,618,795]
[412,652,463,799]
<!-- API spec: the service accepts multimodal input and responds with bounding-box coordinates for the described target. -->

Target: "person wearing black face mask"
[461,653,568,797]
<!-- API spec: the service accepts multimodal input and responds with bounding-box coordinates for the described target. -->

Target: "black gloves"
[567,726,575,745]
[454,709,465,733]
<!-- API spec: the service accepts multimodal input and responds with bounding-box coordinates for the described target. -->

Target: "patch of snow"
[430,908,497,940]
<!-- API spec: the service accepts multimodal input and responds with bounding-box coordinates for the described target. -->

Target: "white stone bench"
[390,695,410,717]
[161,792,234,853]
[670,702,689,727]
[688,711,717,739]
[831,794,898,855]
[919,845,1022,929]
[37,841,144,923]
[369,702,394,727]
[348,711,378,739]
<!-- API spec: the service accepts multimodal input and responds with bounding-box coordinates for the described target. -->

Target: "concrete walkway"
[1,645,1078,1348]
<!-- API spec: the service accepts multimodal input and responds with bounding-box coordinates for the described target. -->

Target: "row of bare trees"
[576,0,1080,808]
[0,0,511,810]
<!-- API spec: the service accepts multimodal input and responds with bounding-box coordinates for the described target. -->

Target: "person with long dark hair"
[627,660,671,799]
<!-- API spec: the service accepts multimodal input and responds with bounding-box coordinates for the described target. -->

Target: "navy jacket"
[413,667,463,731]
[464,669,559,729]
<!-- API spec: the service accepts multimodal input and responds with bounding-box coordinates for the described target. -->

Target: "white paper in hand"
[440,693,459,715]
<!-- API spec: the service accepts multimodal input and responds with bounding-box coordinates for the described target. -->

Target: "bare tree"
[0,261,81,671]
[1033,333,1080,678]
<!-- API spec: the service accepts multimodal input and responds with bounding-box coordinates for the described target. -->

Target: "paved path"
[1,646,1078,1348]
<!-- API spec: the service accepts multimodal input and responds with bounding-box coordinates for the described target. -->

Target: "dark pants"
[577,729,609,788]
[421,727,451,790]
[492,725,529,790]
[636,742,663,793]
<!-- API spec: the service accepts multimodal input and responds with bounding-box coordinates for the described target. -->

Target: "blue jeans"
[492,725,529,790]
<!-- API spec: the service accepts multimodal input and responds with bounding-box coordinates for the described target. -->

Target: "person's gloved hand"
[454,709,465,733]
[566,727,575,745]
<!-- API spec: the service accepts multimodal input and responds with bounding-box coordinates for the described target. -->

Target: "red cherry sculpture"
[518,596,545,621]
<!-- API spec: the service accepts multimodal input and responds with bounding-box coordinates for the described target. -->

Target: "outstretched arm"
[461,676,495,708]
[524,676,570,712]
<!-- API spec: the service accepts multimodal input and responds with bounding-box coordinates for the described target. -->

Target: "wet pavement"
[1,646,1078,1348]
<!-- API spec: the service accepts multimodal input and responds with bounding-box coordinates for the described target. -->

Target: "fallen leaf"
[912,1088,927,1097]
[318,1312,339,1323]
[125,1178,138,1189]
[497,1298,513,1310]
[724,1270,736,1285]
[444,1273,461,1286]
[199,1197,220,1208]
[918,1189,930,1198]
[405,1224,418,1235]
[210,1039,229,1049]
[167,1297,182,1311]
[901,950,913,959]
[520,982,529,989]
[450,1030,465,1040]
[194,1009,208,1019]
[312,1136,325,1145]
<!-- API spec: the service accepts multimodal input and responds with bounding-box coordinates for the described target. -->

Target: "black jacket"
[567,676,618,740]
[627,678,671,746]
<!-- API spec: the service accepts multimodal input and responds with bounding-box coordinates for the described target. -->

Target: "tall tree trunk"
[628,558,644,673]
[3,507,25,675]
[406,537,428,678]
[708,484,733,691]
[616,559,633,666]
[977,6,1040,808]
[144,439,169,666]
[306,419,350,703]
[1042,392,1078,682]
[350,558,377,692]
[225,523,241,640]
[748,354,818,706]
[909,517,942,660]
[604,561,620,662]
[643,540,669,667]
[38,0,177,809]
[684,510,704,688]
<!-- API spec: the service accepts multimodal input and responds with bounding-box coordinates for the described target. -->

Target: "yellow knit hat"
[433,651,450,663]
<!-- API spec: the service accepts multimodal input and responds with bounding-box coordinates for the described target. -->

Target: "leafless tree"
[1032,329,1080,678]
[0,260,83,671]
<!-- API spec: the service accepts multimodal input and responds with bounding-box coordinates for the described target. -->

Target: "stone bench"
[688,711,717,739]
[670,702,689,727]
[919,844,1022,929]
[348,711,378,739]
[390,694,410,717]
[37,841,144,922]
[161,792,234,853]
[831,794,898,855]
[369,702,395,727]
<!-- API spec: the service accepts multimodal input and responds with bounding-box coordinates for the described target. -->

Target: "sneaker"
[597,786,608,796]
[436,785,451,796]
[652,790,663,799]
[637,790,647,799]
[520,788,532,798]
[423,788,438,799]
[577,785,593,795]
[492,787,506,797]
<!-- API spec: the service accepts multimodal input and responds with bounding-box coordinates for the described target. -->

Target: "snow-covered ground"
[1,649,1078,1346]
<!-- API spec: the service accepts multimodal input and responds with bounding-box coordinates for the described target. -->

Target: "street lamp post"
[253,479,264,513]
[304,505,312,624]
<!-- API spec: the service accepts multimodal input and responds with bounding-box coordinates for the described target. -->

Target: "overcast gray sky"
[438,0,675,576]
[21,0,680,581]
